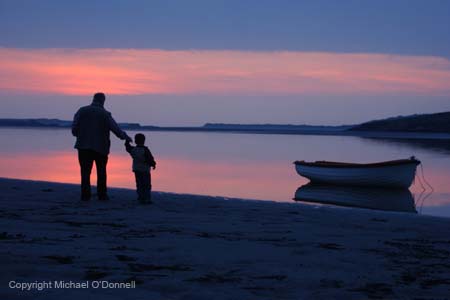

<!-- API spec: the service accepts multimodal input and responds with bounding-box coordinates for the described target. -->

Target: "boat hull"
[295,159,419,188]
[294,183,416,213]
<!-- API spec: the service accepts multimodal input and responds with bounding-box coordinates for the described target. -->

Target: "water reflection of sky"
[0,128,449,217]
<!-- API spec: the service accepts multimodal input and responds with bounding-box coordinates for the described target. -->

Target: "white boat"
[294,157,420,188]
[294,183,416,213]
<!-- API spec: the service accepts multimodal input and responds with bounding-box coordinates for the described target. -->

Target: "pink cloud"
[0,48,449,96]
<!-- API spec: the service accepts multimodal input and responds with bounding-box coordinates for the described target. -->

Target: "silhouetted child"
[125,133,156,203]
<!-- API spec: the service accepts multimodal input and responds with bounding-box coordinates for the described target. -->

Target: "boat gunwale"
[293,158,420,168]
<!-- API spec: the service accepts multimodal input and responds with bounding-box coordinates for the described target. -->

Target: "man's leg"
[78,149,94,200]
[94,152,109,200]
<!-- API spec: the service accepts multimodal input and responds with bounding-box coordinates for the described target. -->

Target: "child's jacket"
[125,143,156,172]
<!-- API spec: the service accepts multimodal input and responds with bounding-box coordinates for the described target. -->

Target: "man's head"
[92,93,106,106]
[134,133,146,145]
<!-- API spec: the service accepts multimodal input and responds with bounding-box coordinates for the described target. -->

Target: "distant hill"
[1,112,450,134]
[0,118,141,129]
[350,112,450,133]
[0,118,72,127]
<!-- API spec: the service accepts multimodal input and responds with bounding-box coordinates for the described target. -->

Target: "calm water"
[1,128,449,217]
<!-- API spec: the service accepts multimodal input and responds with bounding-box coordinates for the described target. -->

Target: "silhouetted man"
[72,93,131,201]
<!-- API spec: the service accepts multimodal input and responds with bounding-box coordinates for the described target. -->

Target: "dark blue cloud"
[1,0,449,57]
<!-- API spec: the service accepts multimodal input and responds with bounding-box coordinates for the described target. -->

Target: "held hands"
[124,139,132,152]
[125,135,133,143]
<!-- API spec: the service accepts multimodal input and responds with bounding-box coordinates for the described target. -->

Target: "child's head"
[134,133,146,145]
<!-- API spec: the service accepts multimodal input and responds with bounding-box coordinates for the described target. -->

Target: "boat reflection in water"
[294,183,417,213]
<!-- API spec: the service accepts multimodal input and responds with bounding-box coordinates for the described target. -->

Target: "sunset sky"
[1,0,449,126]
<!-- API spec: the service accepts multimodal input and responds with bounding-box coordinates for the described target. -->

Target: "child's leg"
[134,172,144,201]
[148,172,152,202]
[145,171,152,202]
[141,171,151,202]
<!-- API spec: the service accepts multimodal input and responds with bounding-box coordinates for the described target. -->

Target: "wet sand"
[1,178,450,299]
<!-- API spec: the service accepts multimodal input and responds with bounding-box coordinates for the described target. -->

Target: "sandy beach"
[1,177,450,299]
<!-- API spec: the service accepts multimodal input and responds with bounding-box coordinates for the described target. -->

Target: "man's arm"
[108,113,132,142]
[71,109,80,137]
[124,141,134,154]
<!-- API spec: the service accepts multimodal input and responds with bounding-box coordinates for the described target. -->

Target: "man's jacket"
[72,102,128,155]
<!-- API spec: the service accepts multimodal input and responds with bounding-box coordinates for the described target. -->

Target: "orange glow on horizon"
[0,150,449,206]
[0,151,298,201]
[0,48,449,96]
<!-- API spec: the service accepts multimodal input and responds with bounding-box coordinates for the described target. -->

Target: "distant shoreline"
[1,111,450,140]
[1,123,450,140]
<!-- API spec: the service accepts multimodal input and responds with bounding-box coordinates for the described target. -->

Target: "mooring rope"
[414,168,426,212]
[414,161,434,213]
[419,163,434,193]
